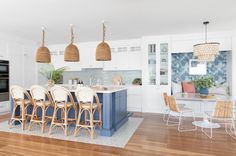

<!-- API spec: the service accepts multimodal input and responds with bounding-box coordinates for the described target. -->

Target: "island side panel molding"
[100,93,115,136]
[113,90,128,130]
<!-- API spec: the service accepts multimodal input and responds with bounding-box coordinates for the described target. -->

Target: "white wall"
[0,33,38,88]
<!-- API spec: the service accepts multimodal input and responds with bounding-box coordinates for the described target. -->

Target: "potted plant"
[193,77,213,95]
[40,64,68,87]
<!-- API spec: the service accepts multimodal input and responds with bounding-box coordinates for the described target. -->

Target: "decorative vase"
[48,79,55,88]
[199,88,209,95]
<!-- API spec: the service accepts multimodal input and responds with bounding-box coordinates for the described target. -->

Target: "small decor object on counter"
[193,76,213,95]
[132,78,142,85]
[112,75,123,85]
[40,64,68,85]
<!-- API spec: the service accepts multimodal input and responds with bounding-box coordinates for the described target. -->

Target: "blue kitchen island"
[10,86,128,137]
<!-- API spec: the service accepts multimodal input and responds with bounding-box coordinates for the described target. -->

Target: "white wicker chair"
[74,86,102,139]
[49,85,77,136]
[28,85,54,133]
[9,85,33,130]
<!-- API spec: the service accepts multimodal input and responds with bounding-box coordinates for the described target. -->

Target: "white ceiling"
[0,0,236,45]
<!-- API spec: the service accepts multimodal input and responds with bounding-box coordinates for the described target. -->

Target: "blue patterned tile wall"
[171,51,230,84]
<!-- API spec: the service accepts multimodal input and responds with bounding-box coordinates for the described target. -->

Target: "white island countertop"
[59,84,127,94]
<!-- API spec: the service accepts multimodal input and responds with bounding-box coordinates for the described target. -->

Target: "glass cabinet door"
[159,43,168,85]
[148,44,156,85]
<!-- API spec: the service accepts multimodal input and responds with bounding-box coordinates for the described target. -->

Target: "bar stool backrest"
[163,92,168,106]
[213,100,233,118]
[10,85,31,100]
[75,86,94,103]
[167,96,179,112]
[30,85,53,102]
[50,85,71,102]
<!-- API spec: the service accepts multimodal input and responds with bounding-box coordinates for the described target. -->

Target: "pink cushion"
[182,82,196,93]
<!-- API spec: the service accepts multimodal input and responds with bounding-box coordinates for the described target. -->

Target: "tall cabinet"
[141,36,171,113]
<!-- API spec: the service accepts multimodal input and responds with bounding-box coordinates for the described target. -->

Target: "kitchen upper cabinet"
[49,39,142,70]
[103,40,142,71]
[79,43,103,68]
[103,50,128,70]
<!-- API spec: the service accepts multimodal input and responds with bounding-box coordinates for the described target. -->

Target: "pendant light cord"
[205,23,207,43]
[71,25,74,44]
[42,27,45,47]
[204,21,209,43]
[103,22,106,42]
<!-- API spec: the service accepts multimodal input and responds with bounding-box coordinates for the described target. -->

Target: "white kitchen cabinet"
[0,101,10,113]
[103,51,128,70]
[127,51,141,70]
[79,42,103,69]
[127,85,142,112]
[141,85,170,113]
[50,42,103,70]
[103,39,142,71]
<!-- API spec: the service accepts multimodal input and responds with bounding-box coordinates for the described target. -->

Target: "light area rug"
[0,117,143,148]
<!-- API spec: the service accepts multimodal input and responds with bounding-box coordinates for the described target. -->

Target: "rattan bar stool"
[74,86,102,139]
[9,85,33,130]
[49,85,77,136]
[28,85,54,133]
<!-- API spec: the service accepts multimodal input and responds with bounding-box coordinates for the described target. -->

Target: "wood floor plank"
[1,113,236,156]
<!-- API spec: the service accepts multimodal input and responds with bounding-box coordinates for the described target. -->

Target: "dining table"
[174,93,232,129]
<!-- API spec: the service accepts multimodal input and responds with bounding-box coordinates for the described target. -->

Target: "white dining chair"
[163,92,185,122]
[202,100,236,139]
[166,95,197,132]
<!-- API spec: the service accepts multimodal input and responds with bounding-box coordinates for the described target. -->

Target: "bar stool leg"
[21,104,26,130]
[9,104,17,129]
[99,107,102,128]
[89,108,94,139]
[41,105,46,133]
[49,106,57,135]
[74,108,82,137]
[64,107,68,136]
[28,105,37,131]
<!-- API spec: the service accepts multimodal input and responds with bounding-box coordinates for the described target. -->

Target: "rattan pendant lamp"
[96,22,111,61]
[64,24,80,62]
[35,27,51,63]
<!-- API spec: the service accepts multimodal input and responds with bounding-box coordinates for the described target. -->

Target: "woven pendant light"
[96,22,111,61]
[35,27,51,63]
[64,24,80,62]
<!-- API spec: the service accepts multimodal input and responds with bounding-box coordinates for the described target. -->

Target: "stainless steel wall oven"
[0,60,9,101]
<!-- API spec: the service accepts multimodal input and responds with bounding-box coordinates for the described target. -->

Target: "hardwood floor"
[0,113,236,156]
